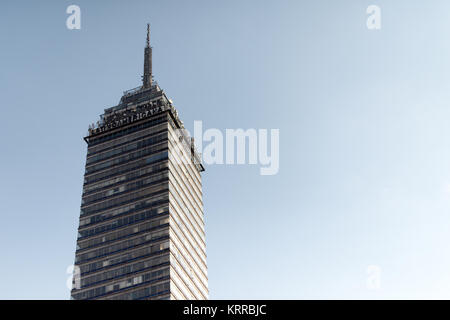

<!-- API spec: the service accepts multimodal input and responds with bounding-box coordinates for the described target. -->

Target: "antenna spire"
[146,23,150,47]
[142,23,152,88]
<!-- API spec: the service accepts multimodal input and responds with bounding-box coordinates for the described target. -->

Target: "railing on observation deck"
[122,81,158,98]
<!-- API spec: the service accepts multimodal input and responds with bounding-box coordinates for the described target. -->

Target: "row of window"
[85,141,167,175]
[87,114,167,148]
[86,131,167,166]
[170,213,208,279]
[168,157,203,211]
[73,267,169,300]
[171,254,206,300]
[84,151,168,186]
[77,215,169,251]
[82,171,169,207]
[78,243,169,275]
[79,197,168,228]
[78,206,169,239]
[167,122,203,175]
[79,199,168,231]
[87,120,167,157]
[82,161,169,196]
[169,199,207,273]
[169,184,206,248]
[170,226,208,287]
[106,281,170,300]
[80,184,168,216]
[80,254,170,288]
[81,255,170,289]
[169,170,205,238]
[170,280,188,300]
[76,234,169,264]
[167,148,203,210]
[167,128,202,189]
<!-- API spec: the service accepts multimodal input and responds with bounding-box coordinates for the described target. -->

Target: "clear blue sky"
[1,0,450,299]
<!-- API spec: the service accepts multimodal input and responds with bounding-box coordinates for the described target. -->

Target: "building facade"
[71,25,208,300]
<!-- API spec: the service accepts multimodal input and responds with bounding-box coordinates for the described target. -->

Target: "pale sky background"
[1,0,450,299]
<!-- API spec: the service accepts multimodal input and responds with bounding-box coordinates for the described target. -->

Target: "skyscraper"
[71,24,208,300]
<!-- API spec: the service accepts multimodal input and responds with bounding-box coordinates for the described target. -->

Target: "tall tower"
[71,25,208,300]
